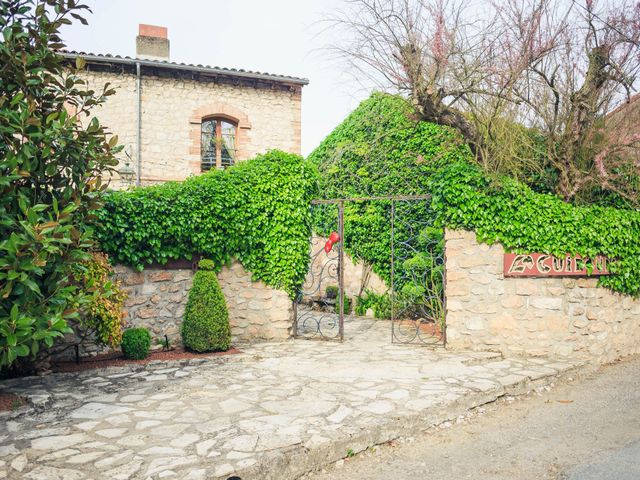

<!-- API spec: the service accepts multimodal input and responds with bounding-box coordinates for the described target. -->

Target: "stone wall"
[79,69,302,189]
[116,260,292,347]
[445,229,640,364]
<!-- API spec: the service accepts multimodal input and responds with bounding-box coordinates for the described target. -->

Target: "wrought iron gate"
[293,195,445,346]
[390,197,446,346]
[292,201,344,340]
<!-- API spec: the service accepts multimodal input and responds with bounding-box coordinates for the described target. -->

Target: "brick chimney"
[136,24,169,61]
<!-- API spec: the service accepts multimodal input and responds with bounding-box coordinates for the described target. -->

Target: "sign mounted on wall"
[504,253,610,277]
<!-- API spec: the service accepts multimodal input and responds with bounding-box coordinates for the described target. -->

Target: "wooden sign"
[504,253,610,277]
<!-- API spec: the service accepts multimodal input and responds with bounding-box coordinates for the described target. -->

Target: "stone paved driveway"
[0,318,584,480]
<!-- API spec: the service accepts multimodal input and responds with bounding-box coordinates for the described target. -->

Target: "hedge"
[95,150,318,297]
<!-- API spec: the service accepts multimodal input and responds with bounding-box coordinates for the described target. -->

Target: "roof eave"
[59,51,309,87]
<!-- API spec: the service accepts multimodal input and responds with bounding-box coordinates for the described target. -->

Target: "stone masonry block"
[488,313,517,332]
[447,280,470,296]
[530,297,563,310]
[122,272,145,286]
[586,309,599,321]
[457,255,491,269]
[137,308,156,319]
[546,285,565,296]
[464,316,487,331]
[577,278,598,288]
[466,302,498,314]
[515,280,539,296]
[148,271,174,282]
[445,229,470,240]
[501,296,523,309]
[446,269,468,281]
[446,299,465,312]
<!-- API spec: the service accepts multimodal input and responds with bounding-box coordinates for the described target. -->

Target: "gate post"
[390,199,395,344]
[338,200,345,341]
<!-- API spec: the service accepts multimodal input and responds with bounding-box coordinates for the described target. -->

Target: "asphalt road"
[303,356,640,480]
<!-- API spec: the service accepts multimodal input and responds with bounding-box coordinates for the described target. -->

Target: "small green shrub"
[182,259,231,352]
[121,328,151,360]
[355,291,391,319]
[335,295,352,315]
[71,251,127,347]
[325,285,339,299]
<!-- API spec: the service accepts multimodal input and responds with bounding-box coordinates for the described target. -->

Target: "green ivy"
[96,151,318,297]
[309,93,470,286]
[310,92,640,299]
[430,161,640,296]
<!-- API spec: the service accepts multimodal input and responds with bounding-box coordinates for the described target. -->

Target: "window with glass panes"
[201,118,237,171]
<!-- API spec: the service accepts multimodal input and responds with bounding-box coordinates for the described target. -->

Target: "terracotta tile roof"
[605,94,640,136]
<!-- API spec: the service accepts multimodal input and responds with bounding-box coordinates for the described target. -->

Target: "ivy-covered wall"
[430,162,640,296]
[95,150,318,298]
[310,92,640,299]
[309,94,470,320]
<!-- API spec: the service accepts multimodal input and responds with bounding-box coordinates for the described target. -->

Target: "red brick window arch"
[201,117,237,171]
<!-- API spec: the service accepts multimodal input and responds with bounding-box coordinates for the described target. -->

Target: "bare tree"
[328,1,557,158]
[329,0,640,205]
[514,0,640,203]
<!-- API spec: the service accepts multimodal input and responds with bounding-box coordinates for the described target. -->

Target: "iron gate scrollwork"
[391,198,446,346]
[293,201,344,341]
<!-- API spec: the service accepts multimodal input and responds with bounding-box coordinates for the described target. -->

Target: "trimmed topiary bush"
[121,328,151,360]
[182,259,231,352]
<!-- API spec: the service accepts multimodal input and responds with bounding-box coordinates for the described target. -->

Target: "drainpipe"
[136,62,142,186]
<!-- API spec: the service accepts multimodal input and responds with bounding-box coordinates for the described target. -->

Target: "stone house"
[62,24,308,188]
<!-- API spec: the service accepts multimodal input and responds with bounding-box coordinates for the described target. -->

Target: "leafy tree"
[0,0,119,369]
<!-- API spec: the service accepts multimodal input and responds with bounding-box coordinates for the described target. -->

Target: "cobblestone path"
[0,319,583,480]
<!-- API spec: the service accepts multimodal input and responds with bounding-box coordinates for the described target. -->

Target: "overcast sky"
[60,0,370,157]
